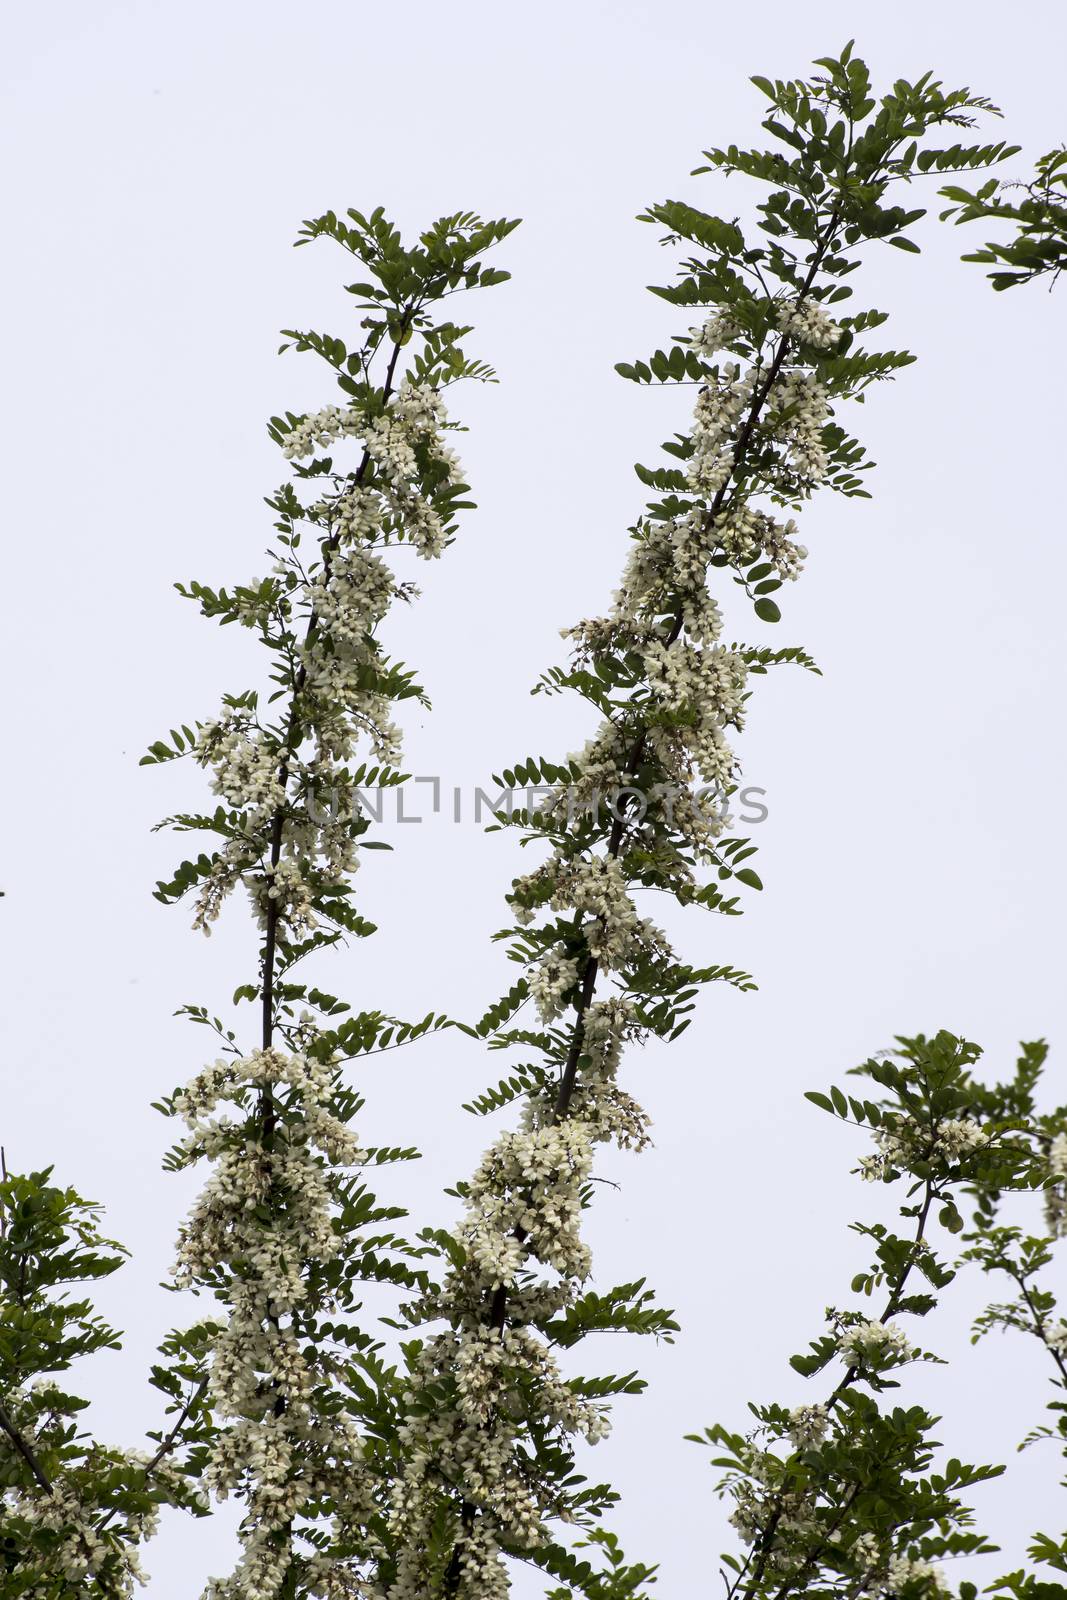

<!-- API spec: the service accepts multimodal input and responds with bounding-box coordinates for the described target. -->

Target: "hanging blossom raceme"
[694,1031,1043,1600]
[144,207,519,1599]
[382,51,1019,1600]
[384,996,655,1600]
[163,1045,377,1600]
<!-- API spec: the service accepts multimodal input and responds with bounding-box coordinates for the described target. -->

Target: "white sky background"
[2,0,1066,1591]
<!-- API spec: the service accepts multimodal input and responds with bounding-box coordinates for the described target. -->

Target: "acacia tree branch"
[0,1396,53,1493]
[443,194,850,1599]
[1009,1266,1067,1388]
[735,1178,940,1600]
[260,326,410,1061]
[479,201,845,1344]
[94,1377,211,1539]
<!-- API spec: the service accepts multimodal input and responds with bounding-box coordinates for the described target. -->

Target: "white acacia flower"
[838,1318,916,1367]
[786,1401,829,1449]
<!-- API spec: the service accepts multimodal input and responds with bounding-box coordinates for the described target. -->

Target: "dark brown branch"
[0,1397,53,1493]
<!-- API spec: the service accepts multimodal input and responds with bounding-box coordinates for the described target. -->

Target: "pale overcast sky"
[2,0,1066,1592]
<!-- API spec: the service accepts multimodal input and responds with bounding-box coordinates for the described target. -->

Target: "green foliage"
[536,1527,659,1597]
[0,1168,207,1590]
[544,1280,679,1348]
[941,148,1067,288]
[0,1170,126,1396]
[690,1030,1054,1600]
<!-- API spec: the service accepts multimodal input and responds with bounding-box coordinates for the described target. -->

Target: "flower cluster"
[764,366,832,487]
[1044,1130,1067,1235]
[688,360,762,498]
[516,854,672,977]
[532,997,651,1152]
[775,298,842,350]
[826,1533,949,1597]
[526,944,581,1023]
[878,1554,950,1596]
[385,1109,611,1595]
[859,1114,987,1182]
[457,1120,594,1286]
[688,309,741,357]
[383,986,661,1596]
[837,1318,916,1369]
[642,636,749,790]
[786,1402,830,1450]
[6,1468,164,1597]
[716,504,808,584]
[170,1047,375,1600]
[724,1439,819,1569]
[1044,1318,1067,1356]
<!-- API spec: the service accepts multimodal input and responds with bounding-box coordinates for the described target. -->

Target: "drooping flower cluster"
[786,1402,830,1450]
[3,1446,188,1598]
[837,1317,917,1369]
[1044,1130,1067,1235]
[724,1437,821,1559]
[858,1113,988,1183]
[515,854,672,977]
[526,944,581,1023]
[799,1533,950,1599]
[530,997,651,1152]
[775,298,843,350]
[169,1046,376,1600]
[385,1002,648,1597]
[286,384,460,559]
[879,1554,951,1596]
[1043,1319,1067,1356]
